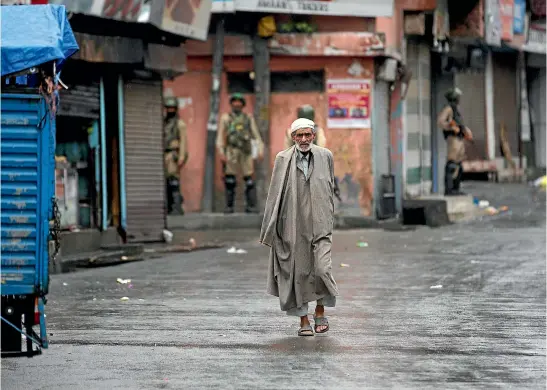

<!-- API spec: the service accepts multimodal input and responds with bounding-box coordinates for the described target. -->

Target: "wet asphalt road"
[2,183,546,389]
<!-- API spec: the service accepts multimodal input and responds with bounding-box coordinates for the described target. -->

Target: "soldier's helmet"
[230,93,246,106]
[444,87,462,102]
[297,104,315,121]
[164,97,178,108]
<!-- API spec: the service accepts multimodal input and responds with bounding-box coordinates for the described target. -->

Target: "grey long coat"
[260,144,339,312]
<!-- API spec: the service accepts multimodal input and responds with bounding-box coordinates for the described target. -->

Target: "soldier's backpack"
[226,113,253,155]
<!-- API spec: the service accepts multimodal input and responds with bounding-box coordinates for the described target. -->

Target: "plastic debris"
[356,242,369,248]
[430,285,443,289]
[92,298,97,301]
[499,206,509,212]
[117,278,131,284]
[227,247,247,254]
[478,200,490,208]
[533,175,547,190]
[163,229,173,243]
[485,206,499,215]
[62,282,68,286]
[128,284,134,289]
[340,263,350,268]
[121,256,128,261]
[120,297,130,301]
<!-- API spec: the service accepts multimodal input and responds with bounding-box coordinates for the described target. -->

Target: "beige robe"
[260,144,339,311]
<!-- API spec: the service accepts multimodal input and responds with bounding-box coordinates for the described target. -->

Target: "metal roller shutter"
[493,53,518,158]
[455,70,487,161]
[124,80,165,242]
[58,82,100,119]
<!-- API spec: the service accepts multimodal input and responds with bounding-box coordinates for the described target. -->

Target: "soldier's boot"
[224,175,236,214]
[453,162,466,195]
[168,178,184,215]
[444,161,463,196]
[244,176,258,213]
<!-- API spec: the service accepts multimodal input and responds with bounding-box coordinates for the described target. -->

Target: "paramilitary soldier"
[164,97,189,215]
[437,88,474,196]
[216,93,264,214]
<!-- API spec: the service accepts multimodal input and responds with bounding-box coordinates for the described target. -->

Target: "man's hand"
[220,154,227,163]
[449,119,460,133]
[464,127,474,141]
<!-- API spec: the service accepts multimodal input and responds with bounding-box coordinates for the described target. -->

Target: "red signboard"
[499,0,514,41]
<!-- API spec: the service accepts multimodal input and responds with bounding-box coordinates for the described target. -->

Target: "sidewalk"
[167,212,384,231]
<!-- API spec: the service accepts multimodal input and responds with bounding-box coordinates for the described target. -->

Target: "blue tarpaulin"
[1,4,79,76]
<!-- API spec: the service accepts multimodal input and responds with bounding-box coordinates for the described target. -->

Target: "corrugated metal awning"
[50,0,212,41]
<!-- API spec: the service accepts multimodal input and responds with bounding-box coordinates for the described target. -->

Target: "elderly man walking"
[260,118,339,336]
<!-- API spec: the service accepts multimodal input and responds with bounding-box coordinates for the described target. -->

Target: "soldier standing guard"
[164,97,188,215]
[437,88,473,195]
[216,93,264,214]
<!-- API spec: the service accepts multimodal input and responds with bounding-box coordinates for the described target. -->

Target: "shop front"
[55,62,102,231]
[168,30,393,217]
[54,31,187,242]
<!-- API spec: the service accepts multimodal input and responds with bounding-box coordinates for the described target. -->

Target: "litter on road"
[340,263,350,268]
[430,285,443,289]
[356,242,369,248]
[116,278,131,284]
[227,247,247,254]
[120,297,130,301]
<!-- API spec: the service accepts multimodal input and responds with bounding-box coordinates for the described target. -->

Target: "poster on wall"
[327,79,371,129]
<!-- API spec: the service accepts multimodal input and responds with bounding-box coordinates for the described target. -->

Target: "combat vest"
[164,116,180,152]
[443,103,465,140]
[226,112,252,155]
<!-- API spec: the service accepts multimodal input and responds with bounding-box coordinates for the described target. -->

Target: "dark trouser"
[444,161,464,195]
[166,177,184,215]
[224,174,257,213]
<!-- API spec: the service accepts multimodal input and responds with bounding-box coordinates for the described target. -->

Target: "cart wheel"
[1,300,23,354]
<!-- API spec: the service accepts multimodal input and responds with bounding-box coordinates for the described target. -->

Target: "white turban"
[290,118,316,134]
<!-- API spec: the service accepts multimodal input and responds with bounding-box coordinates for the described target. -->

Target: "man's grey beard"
[296,143,311,152]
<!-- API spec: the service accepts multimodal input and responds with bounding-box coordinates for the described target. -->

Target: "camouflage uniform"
[164,97,188,215]
[437,88,469,196]
[216,93,264,213]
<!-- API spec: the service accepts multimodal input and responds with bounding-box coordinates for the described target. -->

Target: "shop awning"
[50,0,213,41]
[1,4,79,76]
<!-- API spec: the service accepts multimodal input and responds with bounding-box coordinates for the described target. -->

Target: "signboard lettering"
[233,0,393,17]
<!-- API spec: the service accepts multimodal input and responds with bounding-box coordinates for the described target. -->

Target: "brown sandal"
[313,316,329,334]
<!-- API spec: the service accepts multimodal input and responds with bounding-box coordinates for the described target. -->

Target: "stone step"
[53,244,144,274]
[418,194,478,222]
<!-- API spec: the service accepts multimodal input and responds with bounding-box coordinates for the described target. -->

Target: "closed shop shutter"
[124,80,165,242]
[493,53,518,158]
[58,82,100,119]
[455,70,487,160]
[529,68,546,168]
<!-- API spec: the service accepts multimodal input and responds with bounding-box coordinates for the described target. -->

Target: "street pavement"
[2,182,546,389]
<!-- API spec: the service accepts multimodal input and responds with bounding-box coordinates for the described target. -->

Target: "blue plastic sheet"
[1,4,79,76]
